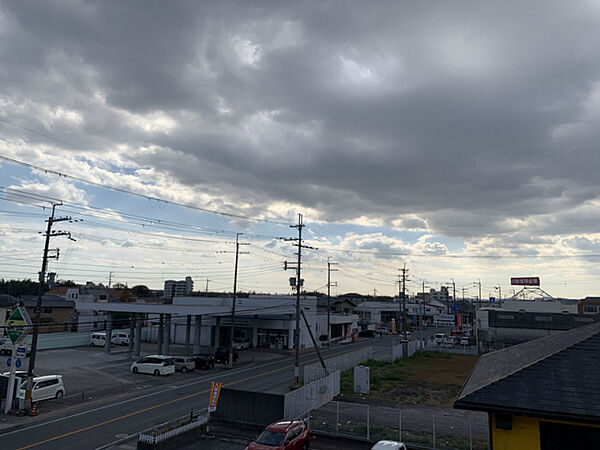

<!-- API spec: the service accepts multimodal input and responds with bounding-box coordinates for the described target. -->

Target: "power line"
[0,154,288,225]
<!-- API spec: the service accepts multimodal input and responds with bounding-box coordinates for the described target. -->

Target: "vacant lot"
[339,351,478,407]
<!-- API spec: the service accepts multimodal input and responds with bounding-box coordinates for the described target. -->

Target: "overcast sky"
[2,1,600,298]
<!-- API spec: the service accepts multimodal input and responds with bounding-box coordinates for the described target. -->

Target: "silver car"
[173,356,196,373]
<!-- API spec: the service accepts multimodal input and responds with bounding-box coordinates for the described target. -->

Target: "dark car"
[246,420,310,450]
[192,353,215,370]
[214,346,239,364]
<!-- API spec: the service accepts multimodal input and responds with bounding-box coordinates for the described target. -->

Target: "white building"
[164,277,194,299]
[75,294,356,350]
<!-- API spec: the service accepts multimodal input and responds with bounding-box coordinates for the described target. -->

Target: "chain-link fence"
[308,401,489,450]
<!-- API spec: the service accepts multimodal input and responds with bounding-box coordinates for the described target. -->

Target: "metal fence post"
[398,409,402,442]
[469,418,473,450]
[433,415,436,450]
[366,405,370,441]
[336,401,339,435]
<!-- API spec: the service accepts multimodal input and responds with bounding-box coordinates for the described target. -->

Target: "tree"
[131,285,150,297]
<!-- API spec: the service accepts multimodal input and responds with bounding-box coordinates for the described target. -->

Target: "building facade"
[164,277,194,299]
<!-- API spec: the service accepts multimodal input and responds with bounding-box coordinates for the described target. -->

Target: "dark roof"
[19,295,75,308]
[455,321,600,424]
[0,294,18,307]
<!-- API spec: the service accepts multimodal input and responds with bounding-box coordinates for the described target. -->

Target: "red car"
[246,420,310,450]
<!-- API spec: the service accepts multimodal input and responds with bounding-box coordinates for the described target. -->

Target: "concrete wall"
[213,388,285,427]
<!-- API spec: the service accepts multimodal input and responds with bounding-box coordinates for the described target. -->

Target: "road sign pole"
[4,345,18,414]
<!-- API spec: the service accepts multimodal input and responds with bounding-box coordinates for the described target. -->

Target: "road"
[0,337,389,450]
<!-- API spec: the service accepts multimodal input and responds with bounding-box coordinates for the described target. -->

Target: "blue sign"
[490,297,496,303]
[6,357,11,367]
[15,359,21,368]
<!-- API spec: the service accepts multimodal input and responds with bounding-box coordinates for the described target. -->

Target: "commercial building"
[74,294,357,355]
[455,322,600,449]
[355,299,445,330]
[476,299,598,350]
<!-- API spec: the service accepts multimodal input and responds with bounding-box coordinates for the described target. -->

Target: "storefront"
[257,328,289,349]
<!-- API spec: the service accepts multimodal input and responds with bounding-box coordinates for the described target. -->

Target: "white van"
[90,332,107,347]
[111,330,130,346]
[17,375,65,402]
[434,333,446,345]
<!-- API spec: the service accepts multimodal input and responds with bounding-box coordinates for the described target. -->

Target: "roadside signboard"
[6,306,32,344]
[511,277,540,286]
[16,346,27,359]
[208,382,222,412]
[434,314,455,327]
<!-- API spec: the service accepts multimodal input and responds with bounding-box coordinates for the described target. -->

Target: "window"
[583,305,598,313]
[42,308,53,313]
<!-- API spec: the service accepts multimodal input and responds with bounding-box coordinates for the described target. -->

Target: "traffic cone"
[30,403,38,417]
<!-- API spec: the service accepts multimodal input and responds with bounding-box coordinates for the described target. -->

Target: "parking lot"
[1,342,284,415]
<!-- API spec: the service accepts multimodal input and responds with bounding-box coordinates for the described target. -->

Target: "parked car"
[232,338,251,350]
[173,356,196,373]
[246,420,310,450]
[434,333,446,345]
[214,347,239,364]
[192,353,215,370]
[371,440,407,450]
[358,330,375,338]
[130,355,175,376]
[16,375,65,402]
[90,332,107,347]
[111,330,130,346]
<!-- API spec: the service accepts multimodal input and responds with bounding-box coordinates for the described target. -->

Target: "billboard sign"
[511,277,540,286]
[434,314,455,327]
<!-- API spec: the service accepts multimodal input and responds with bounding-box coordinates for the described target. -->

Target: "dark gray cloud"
[2,1,600,239]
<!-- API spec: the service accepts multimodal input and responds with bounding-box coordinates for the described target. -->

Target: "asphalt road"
[0,337,387,450]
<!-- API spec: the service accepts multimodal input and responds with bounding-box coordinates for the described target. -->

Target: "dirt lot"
[340,351,479,407]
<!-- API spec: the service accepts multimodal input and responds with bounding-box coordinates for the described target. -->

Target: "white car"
[434,333,446,345]
[371,440,407,450]
[17,375,65,402]
[111,331,130,346]
[130,355,175,376]
[232,338,251,350]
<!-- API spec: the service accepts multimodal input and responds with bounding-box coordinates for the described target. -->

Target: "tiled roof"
[455,321,600,423]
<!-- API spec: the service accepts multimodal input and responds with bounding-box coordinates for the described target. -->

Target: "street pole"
[228,233,249,367]
[294,214,303,386]
[25,204,73,413]
[327,258,337,347]
[402,266,407,333]
[283,214,316,386]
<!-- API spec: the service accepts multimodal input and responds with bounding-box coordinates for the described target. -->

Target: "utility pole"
[397,265,408,333]
[283,214,316,386]
[327,257,337,347]
[205,278,209,294]
[227,233,249,367]
[108,271,114,289]
[450,278,456,314]
[25,204,78,413]
[421,279,425,326]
